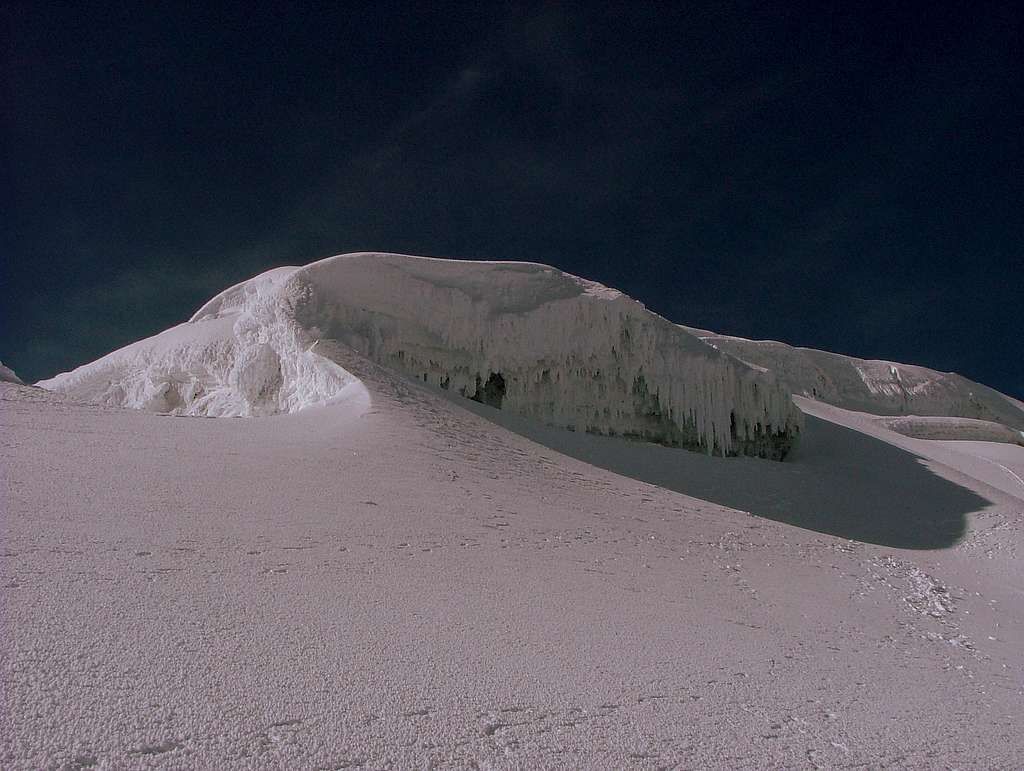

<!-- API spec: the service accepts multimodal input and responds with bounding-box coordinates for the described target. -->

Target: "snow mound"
[37,267,361,417]
[0,360,23,384]
[684,327,1024,430]
[39,253,802,458]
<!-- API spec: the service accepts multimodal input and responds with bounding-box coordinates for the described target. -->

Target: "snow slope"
[2,350,1022,768]
[449,384,1024,549]
[0,361,22,384]
[684,326,1024,430]
[8,254,1023,767]
[795,396,1024,507]
[39,253,802,458]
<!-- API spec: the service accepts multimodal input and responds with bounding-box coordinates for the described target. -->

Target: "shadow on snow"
[456,399,984,550]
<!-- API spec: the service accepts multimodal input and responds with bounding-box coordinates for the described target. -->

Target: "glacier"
[38,253,803,459]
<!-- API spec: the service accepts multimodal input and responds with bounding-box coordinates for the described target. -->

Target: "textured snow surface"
[2,360,1022,769]
[36,265,361,418]
[0,361,22,384]
[40,253,802,458]
[684,326,1024,430]
[876,415,1024,445]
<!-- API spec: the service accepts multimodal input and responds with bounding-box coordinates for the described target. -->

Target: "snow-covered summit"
[38,252,802,459]
[684,326,1024,430]
[0,361,24,384]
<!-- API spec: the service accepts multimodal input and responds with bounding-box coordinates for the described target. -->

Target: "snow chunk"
[190,265,300,322]
[0,360,23,384]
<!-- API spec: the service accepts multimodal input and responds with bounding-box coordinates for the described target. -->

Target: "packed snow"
[39,253,802,459]
[2,349,1022,768]
[684,326,1024,430]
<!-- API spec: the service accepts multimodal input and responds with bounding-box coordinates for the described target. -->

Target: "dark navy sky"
[3,2,1022,396]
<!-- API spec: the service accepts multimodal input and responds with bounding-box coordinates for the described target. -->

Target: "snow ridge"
[685,327,1024,430]
[39,253,802,458]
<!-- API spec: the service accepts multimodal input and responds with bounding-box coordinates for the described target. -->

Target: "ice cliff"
[38,253,803,459]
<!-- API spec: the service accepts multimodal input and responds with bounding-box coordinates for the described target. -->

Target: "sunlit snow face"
[37,253,801,459]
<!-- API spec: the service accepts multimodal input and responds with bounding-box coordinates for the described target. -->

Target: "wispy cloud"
[353,65,489,171]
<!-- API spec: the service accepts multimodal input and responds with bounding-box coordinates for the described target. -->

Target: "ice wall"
[289,254,802,458]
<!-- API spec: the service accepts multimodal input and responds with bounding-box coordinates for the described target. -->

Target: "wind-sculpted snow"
[39,253,801,458]
[685,327,1024,431]
[36,266,360,417]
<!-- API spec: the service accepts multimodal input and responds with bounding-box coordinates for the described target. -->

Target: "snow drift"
[684,327,1024,431]
[38,253,802,459]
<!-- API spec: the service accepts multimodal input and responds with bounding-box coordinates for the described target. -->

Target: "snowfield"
[39,254,801,459]
[2,359,1023,769]
[3,254,1024,768]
